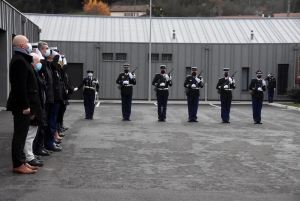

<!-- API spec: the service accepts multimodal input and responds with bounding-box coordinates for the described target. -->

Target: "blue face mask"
[35,63,42,71]
[45,49,50,57]
[88,73,93,77]
[27,43,32,53]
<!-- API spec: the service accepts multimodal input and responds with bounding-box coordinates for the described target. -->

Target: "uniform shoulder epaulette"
[219,77,222,79]
[186,75,191,77]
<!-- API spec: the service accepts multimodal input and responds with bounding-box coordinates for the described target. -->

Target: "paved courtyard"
[0,102,299,201]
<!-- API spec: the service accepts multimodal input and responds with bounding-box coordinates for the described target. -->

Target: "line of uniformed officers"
[109,64,274,124]
[70,62,275,124]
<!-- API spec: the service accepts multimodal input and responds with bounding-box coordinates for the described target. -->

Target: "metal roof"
[25,13,300,44]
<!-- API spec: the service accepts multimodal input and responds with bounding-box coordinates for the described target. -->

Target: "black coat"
[116,73,136,95]
[184,75,204,98]
[249,78,266,99]
[40,59,54,103]
[152,73,172,96]
[30,70,47,126]
[6,51,39,115]
[216,77,236,99]
[50,56,63,101]
[265,76,276,89]
[77,77,99,95]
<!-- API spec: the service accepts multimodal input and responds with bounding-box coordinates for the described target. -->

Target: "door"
[277,64,289,95]
[66,63,83,100]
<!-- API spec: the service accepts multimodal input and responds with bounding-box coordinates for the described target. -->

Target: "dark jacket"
[265,76,276,89]
[60,67,74,99]
[249,78,266,99]
[40,59,54,103]
[152,73,172,96]
[6,51,39,115]
[77,77,99,96]
[216,77,236,99]
[30,70,47,126]
[184,75,204,98]
[116,72,136,95]
[50,55,63,101]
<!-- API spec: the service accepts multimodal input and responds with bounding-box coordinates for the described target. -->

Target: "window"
[162,54,172,62]
[116,53,127,61]
[148,53,159,62]
[242,67,249,91]
[277,64,289,95]
[102,53,113,61]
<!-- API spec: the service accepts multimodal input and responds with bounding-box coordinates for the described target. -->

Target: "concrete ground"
[0,101,299,201]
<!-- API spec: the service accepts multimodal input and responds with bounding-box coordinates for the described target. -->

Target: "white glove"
[224,85,228,89]
[129,73,133,79]
[232,79,235,84]
[92,79,98,84]
[262,80,266,86]
[274,88,276,91]
[228,77,233,84]
[159,83,165,87]
[52,50,59,56]
[195,78,200,83]
[123,80,129,85]
[191,84,196,88]
[164,74,169,81]
[132,73,136,78]
[95,92,98,95]
[257,87,262,91]
[74,87,78,91]
[169,75,172,80]
[63,58,67,65]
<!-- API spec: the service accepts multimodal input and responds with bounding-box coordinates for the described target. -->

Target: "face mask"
[192,72,196,76]
[257,75,262,78]
[26,43,32,53]
[224,72,228,77]
[161,70,165,74]
[45,49,50,57]
[35,63,42,71]
[88,73,93,77]
[124,70,129,73]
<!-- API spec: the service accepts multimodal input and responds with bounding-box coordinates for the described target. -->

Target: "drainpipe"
[205,45,209,101]
[294,44,298,87]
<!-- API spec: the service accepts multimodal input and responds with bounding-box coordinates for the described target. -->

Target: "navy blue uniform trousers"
[157,95,168,120]
[252,98,263,123]
[121,95,132,119]
[268,88,274,103]
[187,96,199,121]
[221,98,232,122]
[84,94,95,119]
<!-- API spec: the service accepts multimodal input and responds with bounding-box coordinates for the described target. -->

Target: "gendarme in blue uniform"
[76,69,99,119]
[216,68,236,123]
[116,63,136,121]
[152,65,173,122]
[249,70,266,124]
[184,67,204,122]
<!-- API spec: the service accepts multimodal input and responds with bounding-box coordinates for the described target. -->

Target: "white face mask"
[45,49,50,57]
[26,43,32,53]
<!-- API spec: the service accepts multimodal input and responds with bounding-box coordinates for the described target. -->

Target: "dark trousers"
[252,98,263,123]
[11,111,31,168]
[84,94,95,118]
[121,95,132,119]
[33,126,44,152]
[187,96,199,121]
[45,102,60,149]
[268,88,275,103]
[221,98,232,122]
[157,95,168,120]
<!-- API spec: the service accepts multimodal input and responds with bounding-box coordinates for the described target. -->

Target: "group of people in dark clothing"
[7,35,72,174]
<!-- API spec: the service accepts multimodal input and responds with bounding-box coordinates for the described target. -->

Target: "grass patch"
[284,103,300,108]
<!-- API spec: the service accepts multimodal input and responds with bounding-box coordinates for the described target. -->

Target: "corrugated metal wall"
[0,0,40,107]
[43,41,300,101]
